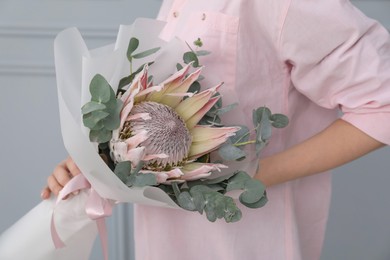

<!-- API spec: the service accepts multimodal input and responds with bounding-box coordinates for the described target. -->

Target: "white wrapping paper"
[0,18,187,260]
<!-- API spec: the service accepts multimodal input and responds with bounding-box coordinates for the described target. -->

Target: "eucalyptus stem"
[172,182,181,198]
[234,140,256,147]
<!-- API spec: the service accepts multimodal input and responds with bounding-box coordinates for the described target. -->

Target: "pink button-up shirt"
[134,1,390,259]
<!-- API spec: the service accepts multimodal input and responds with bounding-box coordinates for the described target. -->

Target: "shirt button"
[173,11,179,18]
[202,13,206,21]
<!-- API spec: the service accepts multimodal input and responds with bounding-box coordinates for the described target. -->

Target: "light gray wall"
[0,1,389,260]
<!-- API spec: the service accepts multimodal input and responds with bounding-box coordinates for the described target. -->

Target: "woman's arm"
[256,119,385,187]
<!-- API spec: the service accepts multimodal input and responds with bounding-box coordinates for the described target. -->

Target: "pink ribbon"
[50,174,115,260]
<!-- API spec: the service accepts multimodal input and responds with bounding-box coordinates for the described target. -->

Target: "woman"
[42,0,390,259]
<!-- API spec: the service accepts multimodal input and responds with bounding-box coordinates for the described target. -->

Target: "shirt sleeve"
[280,0,390,145]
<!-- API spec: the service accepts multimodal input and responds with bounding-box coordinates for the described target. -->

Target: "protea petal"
[190,125,240,142]
[146,63,192,103]
[186,96,220,130]
[121,66,147,105]
[111,141,128,162]
[188,131,236,159]
[119,73,149,128]
[143,153,169,161]
[158,68,202,107]
[180,162,228,181]
[119,100,135,129]
[134,85,163,103]
[140,168,184,184]
[127,113,151,121]
[175,83,222,122]
[174,91,212,122]
[125,146,146,166]
[125,130,148,149]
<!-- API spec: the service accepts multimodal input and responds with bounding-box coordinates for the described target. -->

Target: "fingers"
[65,157,81,177]
[41,157,81,200]
[40,186,51,200]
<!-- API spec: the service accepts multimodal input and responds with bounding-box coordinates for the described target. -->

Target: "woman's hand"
[41,157,81,199]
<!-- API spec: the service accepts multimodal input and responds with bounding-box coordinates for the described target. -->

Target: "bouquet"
[0,18,288,260]
[83,36,289,223]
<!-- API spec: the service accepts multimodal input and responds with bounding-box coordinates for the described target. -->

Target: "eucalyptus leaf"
[132,47,160,59]
[127,37,139,61]
[218,143,246,161]
[240,193,268,209]
[90,74,112,103]
[257,108,272,142]
[229,125,250,145]
[81,101,106,115]
[176,63,183,71]
[196,50,211,56]
[118,62,153,89]
[226,171,251,191]
[216,103,238,116]
[195,172,236,185]
[89,121,105,131]
[177,191,197,211]
[239,179,266,204]
[203,194,219,222]
[89,128,112,143]
[83,110,109,129]
[118,75,132,90]
[252,107,271,127]
[190,187,206,213]
[270,113,289,128]
[102,99,123,130]
[132,161,144,175]
[214,93,222,108]
[183,52,199,67]
[132,173,157,187]
[205,106,217,118]
[224,199,242,223]
[188,81,201,93]
[114,161,131,183]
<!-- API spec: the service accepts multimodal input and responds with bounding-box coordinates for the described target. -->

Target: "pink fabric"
[134,1,390,259]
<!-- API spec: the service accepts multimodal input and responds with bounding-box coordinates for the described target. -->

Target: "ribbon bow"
[50,174,115,260]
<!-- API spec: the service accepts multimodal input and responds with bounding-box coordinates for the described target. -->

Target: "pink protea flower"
[110,64,239,183]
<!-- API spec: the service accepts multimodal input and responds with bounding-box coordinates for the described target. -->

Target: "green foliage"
[183,51,199,67]
[118,62,155,90]
[170,183,242,222]
[270,113,289,128]
[218,141,246,161]
[196,50,211,56]
[82,36,290,224]
[251,106,289,155]
[132,47,160,59]
[226,171,266,207]
[82,74,122,143]
[114,161,132,183]
[113,161,158,188]
[127,38,140,62]
[163,170,267,223]
[193,38,203,48]
[188,81,201,93]
[127,37,160,61]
